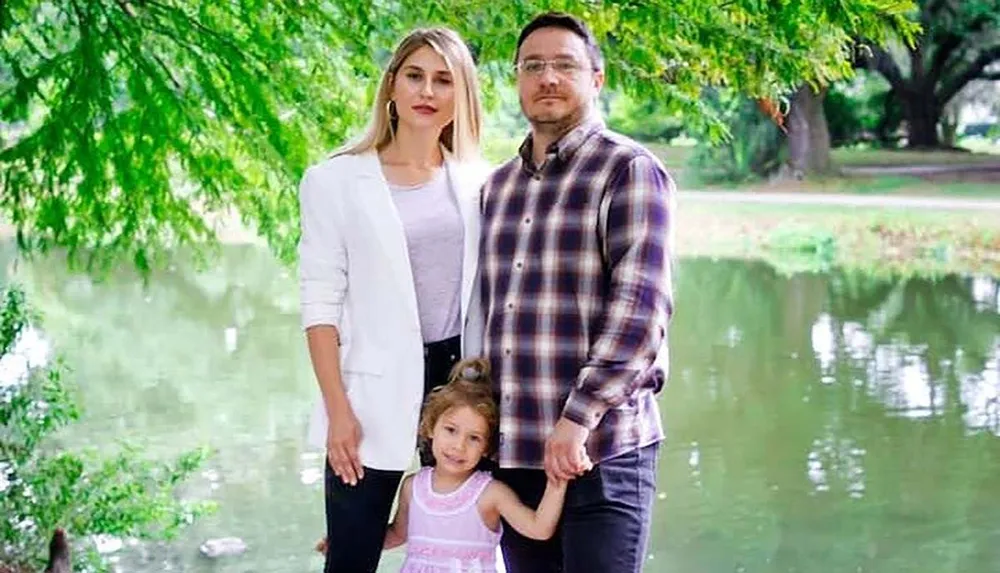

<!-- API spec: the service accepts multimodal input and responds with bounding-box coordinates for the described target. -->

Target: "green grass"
[643,143,999,171]
[831,147,1000,167]
[732,174,1000,198]
[678,201,1000,277]
[961,138,1000,155]
[836,177,1000,197]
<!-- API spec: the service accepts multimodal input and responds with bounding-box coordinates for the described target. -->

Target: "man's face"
[515,27,604,130]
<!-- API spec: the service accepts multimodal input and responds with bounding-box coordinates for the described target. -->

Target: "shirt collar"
[517,114,606,167]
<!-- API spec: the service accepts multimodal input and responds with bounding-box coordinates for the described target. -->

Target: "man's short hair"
[515,12,604,72]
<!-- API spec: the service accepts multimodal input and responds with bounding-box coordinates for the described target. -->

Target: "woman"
[297,28,491,572]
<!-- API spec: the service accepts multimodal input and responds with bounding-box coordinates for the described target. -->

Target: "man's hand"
[327,403,364,486]
[544,417,593,482]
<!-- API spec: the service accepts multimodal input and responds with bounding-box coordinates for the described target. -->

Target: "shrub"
[0,285,214,572]
[688,90,784,183]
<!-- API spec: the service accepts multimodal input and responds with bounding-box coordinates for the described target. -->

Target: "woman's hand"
[327,403,364,486]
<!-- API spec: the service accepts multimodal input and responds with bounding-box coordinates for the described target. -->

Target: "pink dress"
[401,467,503,573]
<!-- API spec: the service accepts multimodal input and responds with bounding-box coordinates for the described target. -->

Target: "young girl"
[384,357,567,572]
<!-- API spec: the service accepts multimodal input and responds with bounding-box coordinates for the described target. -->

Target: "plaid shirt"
[480,117,675,469]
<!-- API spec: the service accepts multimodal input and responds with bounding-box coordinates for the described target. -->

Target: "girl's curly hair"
[418,357,499,464]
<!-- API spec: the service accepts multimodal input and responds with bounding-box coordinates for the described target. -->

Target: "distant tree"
[861,0,1000,148]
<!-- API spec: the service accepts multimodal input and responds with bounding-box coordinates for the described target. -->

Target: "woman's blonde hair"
[418,357,499,462]
[337,27,482,160]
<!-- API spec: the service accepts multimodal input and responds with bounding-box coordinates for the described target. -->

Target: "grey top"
[389,167,464,343]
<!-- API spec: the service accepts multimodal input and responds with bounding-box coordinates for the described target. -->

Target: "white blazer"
[298,150,492,471]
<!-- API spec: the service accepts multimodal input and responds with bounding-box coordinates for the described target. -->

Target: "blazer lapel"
[354,152,421,327]
[446,158,485,327]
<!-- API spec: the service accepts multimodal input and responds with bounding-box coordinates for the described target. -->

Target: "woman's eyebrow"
[401,64,452,75]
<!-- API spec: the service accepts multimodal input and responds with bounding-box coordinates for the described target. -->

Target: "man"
[479,12,675,573]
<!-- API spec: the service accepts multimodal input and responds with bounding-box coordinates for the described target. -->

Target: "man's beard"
[521,97,583,136]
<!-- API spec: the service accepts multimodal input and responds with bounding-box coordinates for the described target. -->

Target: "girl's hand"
[547,476,569,492]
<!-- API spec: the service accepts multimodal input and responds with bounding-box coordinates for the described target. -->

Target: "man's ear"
[592,69,605,93]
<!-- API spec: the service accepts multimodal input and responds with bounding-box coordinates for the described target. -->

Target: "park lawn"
[831,146,1000,167]
[677,201,1000,278]
[715,176,1000,198]
[832,176,999,198]
[644,143,1000,171]
[664,144,1000,198]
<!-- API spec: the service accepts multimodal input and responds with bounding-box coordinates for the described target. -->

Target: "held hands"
[543,417,593,482]
[327,403,364,486]
[546,474,569,493]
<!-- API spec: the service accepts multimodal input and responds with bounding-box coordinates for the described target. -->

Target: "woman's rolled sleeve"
[297,166,348,331]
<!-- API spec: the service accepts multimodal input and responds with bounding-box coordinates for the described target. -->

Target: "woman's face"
[390,45,457,135]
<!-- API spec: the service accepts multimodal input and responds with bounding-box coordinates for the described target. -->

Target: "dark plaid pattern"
[479,117,675,469]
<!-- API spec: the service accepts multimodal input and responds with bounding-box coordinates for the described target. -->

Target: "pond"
[3,242,1000,572]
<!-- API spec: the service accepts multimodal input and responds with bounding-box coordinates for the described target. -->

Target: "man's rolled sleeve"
[563,381,611,430]
[562,154,675,428]
[297,166,348,331]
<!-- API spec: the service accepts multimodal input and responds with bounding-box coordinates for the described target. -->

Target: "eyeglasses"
[515,58,586,77]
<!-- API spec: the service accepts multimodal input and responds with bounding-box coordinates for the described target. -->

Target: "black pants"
[323,335,461,573]
[494,443,660,573]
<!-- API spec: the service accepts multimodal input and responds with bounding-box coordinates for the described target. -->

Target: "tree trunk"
[783,85,833,178]
[901,92,942,148]
[940,109,959,147]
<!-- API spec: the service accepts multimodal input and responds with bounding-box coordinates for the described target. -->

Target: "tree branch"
[963,11,1000,36]
[101,6,183,93]
[143,0,250,63]
[865,44,908,93]
[929,0,960,20]
[910,41,925,82]
[938,45,1000,104]
[924,0,999,84]
[114,0,137,18]
[0,0,8,37]
[927,32,964,84]
[919,0,938,30]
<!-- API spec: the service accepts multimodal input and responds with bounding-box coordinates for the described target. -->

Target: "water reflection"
[656,259,1000,572]
[971,276,1000,313]
[807,276,1000,432]
[3,245,1000,572]
[0,323,50,389]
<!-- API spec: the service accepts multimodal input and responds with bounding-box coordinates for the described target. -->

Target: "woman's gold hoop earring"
[386,100,398,137]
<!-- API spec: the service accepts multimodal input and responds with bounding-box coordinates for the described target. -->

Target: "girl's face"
[429,405,490,476]
[390,45,456,135]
